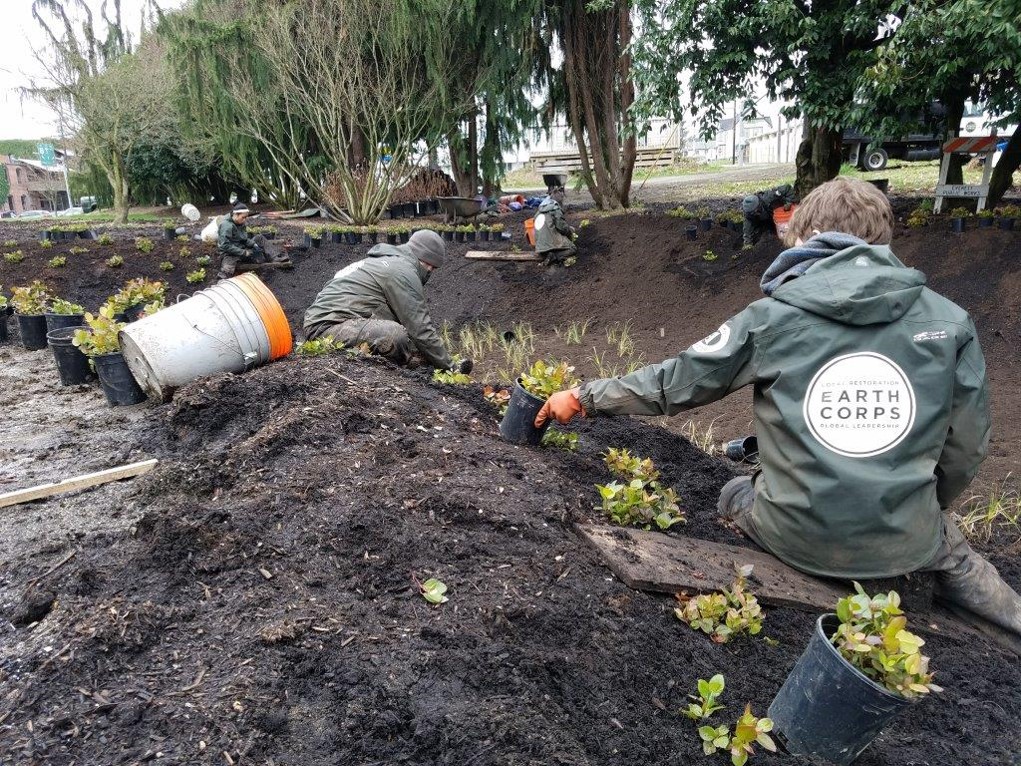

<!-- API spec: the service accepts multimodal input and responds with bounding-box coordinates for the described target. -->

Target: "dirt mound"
[1,354,1019,764]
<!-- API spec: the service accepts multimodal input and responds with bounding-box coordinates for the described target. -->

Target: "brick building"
[1,155,69,215]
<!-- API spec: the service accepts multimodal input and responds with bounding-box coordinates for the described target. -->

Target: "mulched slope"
[1,354,1018,765]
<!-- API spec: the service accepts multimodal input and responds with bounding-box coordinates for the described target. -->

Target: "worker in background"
[742,183,796,246]
[536,177,1021,637]
[303,230,471,373]
[216,202,291,280]
[533,186,577,266]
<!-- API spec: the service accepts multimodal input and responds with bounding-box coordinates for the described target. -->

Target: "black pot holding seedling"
[45,312,85,332]
[499,378,551,446]
[699,218,713,231]
[454,230,465,243]
[390,205,402,219]
[17,314,49,351]
[164,226,177,240]
[47,327,94,386]
[950,217,966,233]
[310,236,322,249]
[94,352,147,406]
[365,232,378,244]
[330,231,343,244]
[442,230,453,242]
[303,233,312,248]
[977,215,994,228]
[386,233,399,245]
[39,230,52,241]
[345,232,362,245]
[998,217,1015,231]
[399,231,410,244]
[0,313,8,344]
[80,229,96,240]
[685,225,697,241]
[768,614,917,766]
[480,229,491,241]
[465,229,476,242]
[402,202,417,218]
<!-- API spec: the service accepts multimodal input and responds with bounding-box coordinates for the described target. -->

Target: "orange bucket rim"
[232,273,293,360]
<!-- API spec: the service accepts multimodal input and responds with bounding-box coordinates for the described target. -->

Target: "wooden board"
[576,524,847,611]
[0,459,158,510]
[577,524,1021,655]
[465,250,541,262]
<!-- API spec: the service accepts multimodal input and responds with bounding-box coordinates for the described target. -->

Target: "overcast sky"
[0,0,186,141]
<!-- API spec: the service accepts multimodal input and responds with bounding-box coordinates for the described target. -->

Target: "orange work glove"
[534,387,586,427]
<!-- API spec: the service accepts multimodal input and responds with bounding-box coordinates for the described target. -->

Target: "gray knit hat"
[408,229,446,268]
[232,202,251,215]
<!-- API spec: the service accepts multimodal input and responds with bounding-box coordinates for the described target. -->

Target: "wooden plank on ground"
[0,459,158,510]
[575,524,847,611]
[465,250,542,262]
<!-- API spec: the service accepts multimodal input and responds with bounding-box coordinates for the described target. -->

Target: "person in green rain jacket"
[535,177,1021,636]
[533,186,576,265]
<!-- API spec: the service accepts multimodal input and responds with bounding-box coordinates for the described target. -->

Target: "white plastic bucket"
[181,203,201,222]
[119,274,292,400]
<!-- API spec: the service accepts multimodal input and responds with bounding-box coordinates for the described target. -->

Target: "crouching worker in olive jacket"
[303,230,471,373]
[536,177,1021,636]
[217,202,292,279]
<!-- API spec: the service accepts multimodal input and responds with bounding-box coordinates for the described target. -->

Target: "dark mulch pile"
[1,354,1019,765]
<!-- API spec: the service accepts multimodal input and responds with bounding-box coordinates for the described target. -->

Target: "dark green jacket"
[579,241,990,579]
[218,216,256,259]
[303,245,453,369]
[534,198,573,253]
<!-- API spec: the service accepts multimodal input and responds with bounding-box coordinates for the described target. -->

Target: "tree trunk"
[468,110,478,196]
[987,129,1021,209]
[943,93,967,186]
[795,123,843,197]
[107,152,130,225]
[480,98,502,198]
[447,128,472,197]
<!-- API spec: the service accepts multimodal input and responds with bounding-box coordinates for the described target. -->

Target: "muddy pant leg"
[217,254,239,279]
[717,475,767,550]
[543,244,577,265]
[254,234,289,262]
[322,318,414,365]
[922,518,1021,636]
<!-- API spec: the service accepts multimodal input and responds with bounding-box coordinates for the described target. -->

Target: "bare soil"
[1,201,1020,765]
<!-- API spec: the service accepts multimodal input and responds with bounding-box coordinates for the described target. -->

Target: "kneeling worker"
[742,183,795,246]
[217,202,291,280]
[303,230,470,373]
[534,186,576,265]
[536,177,1021,636]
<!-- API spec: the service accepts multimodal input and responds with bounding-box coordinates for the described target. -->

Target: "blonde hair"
[784,177,894,246]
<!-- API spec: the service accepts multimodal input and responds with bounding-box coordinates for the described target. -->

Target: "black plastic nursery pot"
[700,218,713,231]
[330,231,343,244]
[454,231,465,243]
[465,231,476,242]
[45,312,86,332]
[402,202,417,218]
[390,205,403,219]
[345,232,363,245]
[47,327,95,386]
[164,226,177,240]
[0,313,8,344]
[310,237,322,249]
[303,233,312,247]
[39,230,52,241]
[17,314,49,351]
[998,217,1015,231]
[685,225,697,241]
[442,230,453,242]
[480,230,491,241]
[950,217,966,233]
[80,229,96,240]
[399,232,410,244]
[499,379,551,446]
[767,614,917,766]
[93,352,147,406]
[386,234,399,245]
[978,217,994,228]
[263,231,275,240]
[365,232,378,244]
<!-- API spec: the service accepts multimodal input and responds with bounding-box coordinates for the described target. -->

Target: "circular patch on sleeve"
[534,213,547,231]
[803,352,916,458]
[691,323,732,353]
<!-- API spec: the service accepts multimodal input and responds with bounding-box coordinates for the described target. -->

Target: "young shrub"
[11,281,51,314]
[684,674,726,721]
[176,234,190,242]
[295,336,345,356]
[186,268,207,284]
[727,705,777,766]
[596,448,685,530]
[419,578,449,605]
[541,428,579,451]
[4,250,25,263]
[976,208,995,219]
[135,236,155,253]
[667,206,697,219]
[675,564,765,643]
[703,249,718,262]
[159,261,175,272]
[948,206,971,218]
[68,246,88,255]
[519,359,581,400]
[49,298,85,315]
[107,255,124,268]
[830,583,942,699]
[48,256,68,268]
[40,239,54,249]
[699,724,732,758]
[2,240,15,248]
[72,306,125,356]
[433,368,473,385]
[483,385,511,416]
[179,245,192,258]
[195,255,212,267]
[96,233,114,246]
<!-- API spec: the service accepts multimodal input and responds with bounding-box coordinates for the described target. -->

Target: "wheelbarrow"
[541,171,569,191]
[437,196,484,225]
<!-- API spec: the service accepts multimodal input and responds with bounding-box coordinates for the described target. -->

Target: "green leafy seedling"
[684,674,726,721]
[728,705,776,766]
[107,255,124,268]
[420,578,448,605]
[675,564,764,643]
[698,725,731,757]
[159,261,175,271]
